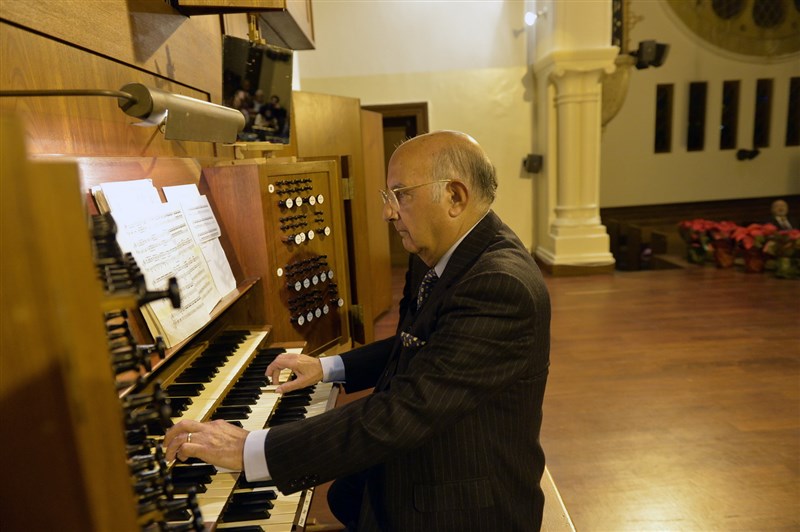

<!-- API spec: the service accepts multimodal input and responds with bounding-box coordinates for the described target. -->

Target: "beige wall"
[600,0,800,207]
[296,1,536,249]
[298,0,800,243]
[300,67,535,248]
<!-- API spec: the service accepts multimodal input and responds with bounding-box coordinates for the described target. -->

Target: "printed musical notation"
[93,180,236,347]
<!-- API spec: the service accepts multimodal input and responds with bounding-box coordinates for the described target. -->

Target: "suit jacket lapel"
[431,210,502,295]
[375,212,502,391]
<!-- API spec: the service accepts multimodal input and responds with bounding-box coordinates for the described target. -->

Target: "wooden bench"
[542,467,576,531]
[602,195,800,271]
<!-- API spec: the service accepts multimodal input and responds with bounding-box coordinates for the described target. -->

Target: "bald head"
[772,199,788,217]
[384,131,497,266]
[393,130,497,207]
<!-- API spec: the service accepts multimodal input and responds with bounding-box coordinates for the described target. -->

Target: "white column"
[533,48,617,269]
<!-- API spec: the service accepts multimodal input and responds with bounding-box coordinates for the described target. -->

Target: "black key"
[236,479,275,489]
[166,383,205,396]
[220,509,270,522]
[171,483,207,495]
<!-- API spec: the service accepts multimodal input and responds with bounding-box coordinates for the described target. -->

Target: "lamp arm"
[0,89,135,101]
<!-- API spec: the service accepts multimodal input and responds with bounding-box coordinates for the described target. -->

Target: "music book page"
[115,203,220,347]
[163,185,237,296]
[99,179,221,347]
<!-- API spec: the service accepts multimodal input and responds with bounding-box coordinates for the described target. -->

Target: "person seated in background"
[768,199,794,230]
[252,89,266,115]
[232,80,253,119]
[269,95,288,137]
[253,105,279,134]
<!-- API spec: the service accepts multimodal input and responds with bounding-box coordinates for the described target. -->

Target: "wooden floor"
[310,264,800,531]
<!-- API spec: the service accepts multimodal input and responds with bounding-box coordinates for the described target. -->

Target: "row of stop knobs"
[289,284,344,327]
[282,226,331,246]
[278,193,325,210]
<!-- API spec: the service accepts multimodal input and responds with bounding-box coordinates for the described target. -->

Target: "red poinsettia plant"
[678,219,716,242]
[732,223,778,251]
[678,219,717,263]
[708,220,739,242]
[763,228,800,258]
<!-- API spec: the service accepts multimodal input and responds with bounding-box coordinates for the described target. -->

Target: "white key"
[171,331,268,424]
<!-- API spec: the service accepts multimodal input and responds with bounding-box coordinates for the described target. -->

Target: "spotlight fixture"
[736,148,760,161]
[630,40,670,70]
[523,154,543,174]
[117,83,245,143]
[524,7,548,26]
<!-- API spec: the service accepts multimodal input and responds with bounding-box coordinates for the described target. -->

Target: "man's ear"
[447,180,469,217]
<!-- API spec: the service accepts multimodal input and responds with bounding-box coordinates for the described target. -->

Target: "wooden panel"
[0,115,138,532]
[0,23,221,158]
[258,159,351,354]
[206,156,350,354]
[258,0,315,50]
[361,109,392,318]
[362,102,430,268]
[600,195,800,227]
[222,12,252,39]
[169,0,315,49]
[178,0,283,9]
[201,162,270,326]
[0,0,223,101]
[281,91,395,345]
[73,156,203,195]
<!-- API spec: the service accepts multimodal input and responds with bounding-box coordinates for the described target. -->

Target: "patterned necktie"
[416,268,439,310]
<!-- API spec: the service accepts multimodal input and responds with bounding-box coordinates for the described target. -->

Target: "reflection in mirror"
[222,35,293,145]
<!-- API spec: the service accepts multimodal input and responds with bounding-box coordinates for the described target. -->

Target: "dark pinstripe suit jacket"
[266,211,551,531]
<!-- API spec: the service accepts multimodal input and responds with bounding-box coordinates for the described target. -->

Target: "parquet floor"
[311,264,800,531]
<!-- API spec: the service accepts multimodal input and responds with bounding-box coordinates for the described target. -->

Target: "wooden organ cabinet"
[207,157,351,354]
[0,114,353,530]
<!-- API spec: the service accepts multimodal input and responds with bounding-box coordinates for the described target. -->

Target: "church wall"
[600,0,799,208]
[296,1,536,249]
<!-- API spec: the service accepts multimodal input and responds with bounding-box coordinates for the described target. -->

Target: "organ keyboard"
[143,328,338,531]
[0,128,352,531]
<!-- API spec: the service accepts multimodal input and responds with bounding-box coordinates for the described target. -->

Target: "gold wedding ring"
[187,432,192,444]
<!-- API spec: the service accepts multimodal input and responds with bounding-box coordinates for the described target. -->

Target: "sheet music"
[99,179,161,211]
[163,185,237,296]
[116,203,220,347]
[96,178,219,347]
[201,239,237,296]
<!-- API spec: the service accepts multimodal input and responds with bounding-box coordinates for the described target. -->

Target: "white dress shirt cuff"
[243,429,270,482]
[320,354,345,383]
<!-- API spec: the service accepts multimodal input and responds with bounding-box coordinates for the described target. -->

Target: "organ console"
[0,115,349,531]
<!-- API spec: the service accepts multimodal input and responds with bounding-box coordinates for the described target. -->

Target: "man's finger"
[266,354,295,384]
[275,377,306,394]
[269,368,285,386]
[164,419,204,461]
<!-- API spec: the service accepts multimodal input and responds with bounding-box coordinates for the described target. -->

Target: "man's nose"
[383,202,398,222]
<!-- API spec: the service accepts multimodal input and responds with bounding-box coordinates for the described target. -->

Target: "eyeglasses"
[379,180,452,212]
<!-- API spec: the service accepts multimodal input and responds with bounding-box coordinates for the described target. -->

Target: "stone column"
[533,48,618,274]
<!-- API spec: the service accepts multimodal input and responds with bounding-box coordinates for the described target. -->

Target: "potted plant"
[763,228,800,279]
[733,223,777,273]
[707,220,739,268]
[678,219,715,264]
